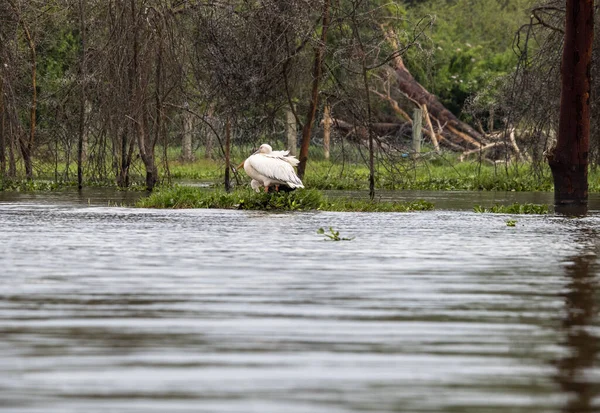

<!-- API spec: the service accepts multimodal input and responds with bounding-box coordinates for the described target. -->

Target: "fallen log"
[327,116,469,153]
[459,141,508,162]
[383,27,485,150]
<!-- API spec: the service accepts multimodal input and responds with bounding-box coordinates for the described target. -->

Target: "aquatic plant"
[317,227,354,241]
[473,203,549,214]
[506,219,517,227]
[323,198,434,212]
[135,186,434,212]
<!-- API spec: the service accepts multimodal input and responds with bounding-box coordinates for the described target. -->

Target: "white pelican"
[238,144,304,192]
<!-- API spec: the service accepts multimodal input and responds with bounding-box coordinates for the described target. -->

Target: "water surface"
[1,190,599,412]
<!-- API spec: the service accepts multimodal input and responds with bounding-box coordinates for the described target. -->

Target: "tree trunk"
[322,103,331,160]
[77,0,86,190]
[117,127,131,188]
[0,75,5,179]
[19,141,32,179]
[8,122,16,177]
[547,0,593,214]
[205,134,214,159]
[182,108,195,162]
[412,108,422,155]
[225,118,231,192]
[297,0,329,179]
[285,106,297,156]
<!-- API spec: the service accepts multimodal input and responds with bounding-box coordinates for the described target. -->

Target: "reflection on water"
[556,229,600,413]
[0,190,599,412]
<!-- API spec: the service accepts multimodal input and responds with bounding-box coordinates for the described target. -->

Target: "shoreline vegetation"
[135,187,436,213]
[0,150,584,214]
[3,148,600,194]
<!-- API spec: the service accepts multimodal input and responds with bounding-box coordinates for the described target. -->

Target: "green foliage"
[324,198,434,212]
[317,227,354,241]
[506,219,517,227]
[238,189,324,211]
[135,186,434,212]
[473,203,548,214]
[404,0,536,118]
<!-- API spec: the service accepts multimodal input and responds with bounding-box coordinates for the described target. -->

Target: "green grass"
[5,145,600,193]
[163,152,569,192]
[473,203,549,214]
[135,186,435,212]
[168,157,223,180]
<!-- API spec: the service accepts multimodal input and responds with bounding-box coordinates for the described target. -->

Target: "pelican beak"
[236,160,245,170]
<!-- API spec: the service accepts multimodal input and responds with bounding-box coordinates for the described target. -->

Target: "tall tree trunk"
[322,103,331,160]
[77,0,86,190]
[118,127,130,188]
[0,75,5,179]
[144,29,164,193]
[225,118,231,192]
[285,106,297,156]
[547,0,594,214]
[8,121,16,177]
[8,0,36,180]
[297,0,329,179]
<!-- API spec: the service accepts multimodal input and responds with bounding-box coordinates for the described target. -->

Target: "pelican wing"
[266,150,300,167]
[247,154,304,188]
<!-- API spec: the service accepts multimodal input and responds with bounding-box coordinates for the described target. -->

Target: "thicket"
[3,0,593,194]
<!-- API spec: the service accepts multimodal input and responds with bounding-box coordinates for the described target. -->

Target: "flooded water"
[1,189,599,413]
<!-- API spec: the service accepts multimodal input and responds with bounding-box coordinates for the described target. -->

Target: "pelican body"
[241,144,304,192]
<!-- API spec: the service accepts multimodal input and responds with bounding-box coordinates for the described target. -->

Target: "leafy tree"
[405,0,536,120]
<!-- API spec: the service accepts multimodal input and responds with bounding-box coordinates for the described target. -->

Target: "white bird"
[238,144,304,193]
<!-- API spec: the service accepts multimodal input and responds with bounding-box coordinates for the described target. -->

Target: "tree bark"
[77,0,86,190]
[297,0,329,179]
[225,118,231,192]
[547,0,593,214]
[8,121,16,178]
[0,75,5,179]
[285,106,297,156]
[322,103,331,160]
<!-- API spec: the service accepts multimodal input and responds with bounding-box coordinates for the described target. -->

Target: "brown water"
[1,189,599,412]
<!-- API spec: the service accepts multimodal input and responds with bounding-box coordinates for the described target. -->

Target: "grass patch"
[7,145,600,192]
[0,178,148,192]
[164,155,565,192]
[323,198,434,212]
[135,186,435,212]
[7,144,600,193]
[473,203,549,214]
